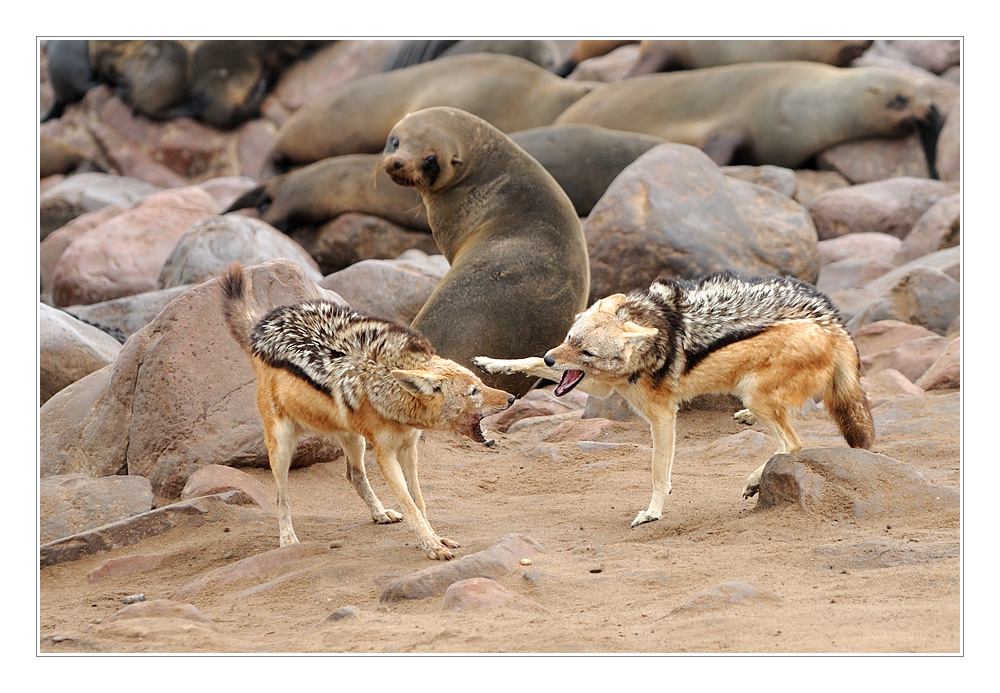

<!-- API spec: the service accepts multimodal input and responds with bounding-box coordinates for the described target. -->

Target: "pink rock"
[181,464,273,510]
[88,553,167,584]
[862,335,950,382]
[441,577,542,613]
[915,337,960,390]
[50,188,220,307]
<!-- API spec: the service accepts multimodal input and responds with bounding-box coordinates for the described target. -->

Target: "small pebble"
[122,593,145,605]
[520,558,532,566]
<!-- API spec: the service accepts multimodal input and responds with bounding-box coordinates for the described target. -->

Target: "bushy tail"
[219,262,257,354]
[826,336,875,449]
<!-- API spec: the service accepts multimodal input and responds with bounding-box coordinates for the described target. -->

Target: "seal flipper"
[701,130,750,166]
[916,103,944,180]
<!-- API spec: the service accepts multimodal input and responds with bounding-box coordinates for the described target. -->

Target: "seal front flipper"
[917,103,944,180]
[701,130,749,166]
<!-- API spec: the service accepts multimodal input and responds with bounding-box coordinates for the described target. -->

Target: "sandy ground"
[37,390,960,656]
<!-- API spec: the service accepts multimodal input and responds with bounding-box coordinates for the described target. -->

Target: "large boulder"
[584,143,818,302]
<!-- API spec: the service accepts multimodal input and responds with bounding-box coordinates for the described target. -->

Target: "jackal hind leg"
[265,418,301,546]
[338,432,402,524]
[739,399,803,499]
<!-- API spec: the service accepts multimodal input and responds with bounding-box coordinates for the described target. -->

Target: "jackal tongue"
[554,369,585,397]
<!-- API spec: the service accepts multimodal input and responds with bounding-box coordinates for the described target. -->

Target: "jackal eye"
[581,349,596,358]
[470,387,480,397]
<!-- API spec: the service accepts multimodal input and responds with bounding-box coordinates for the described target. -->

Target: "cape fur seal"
[266,53,596,172]
[381,107,591,396]
[555,61,944,176]
[228,124,665,232]
[553,39,638,77]
[624,39,873,76]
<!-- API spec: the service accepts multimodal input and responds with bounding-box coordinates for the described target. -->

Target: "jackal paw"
[630,510,662,528]
[279,531,300,547]
[437,535,460,549]
[472,356,512,374]
[742,477,761,499]
[374,508,403,524]
[734,408,757,426]
[423,541,455,561]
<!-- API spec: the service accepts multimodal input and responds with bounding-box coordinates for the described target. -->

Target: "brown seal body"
[555,61,942,171]
[553,39,638,77]
[267,53,596,172]
[625,39,873,76]
[381,107,591,396]
[387,39,559,71]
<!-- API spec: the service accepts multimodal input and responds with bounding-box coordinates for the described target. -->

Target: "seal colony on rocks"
[381,107,591,397]
[555,61,944,176]
[265,53,597,173]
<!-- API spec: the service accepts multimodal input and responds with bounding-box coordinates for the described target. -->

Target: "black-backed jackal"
[475,271,874,528]
[219,263,514,559]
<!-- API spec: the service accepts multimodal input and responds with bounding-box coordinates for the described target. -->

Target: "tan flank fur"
[219,263,514,560]
[475,272,875,529]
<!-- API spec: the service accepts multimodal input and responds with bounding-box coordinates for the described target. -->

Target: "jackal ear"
[596,293,627,314]
[621,321,658,338]
[392,369,444,396]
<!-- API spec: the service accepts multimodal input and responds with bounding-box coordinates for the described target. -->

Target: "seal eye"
[386,136,399,153]
[424,154,437,167]
[887,94,911,110]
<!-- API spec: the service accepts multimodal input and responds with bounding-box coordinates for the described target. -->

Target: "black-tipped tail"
[219,262,256,353]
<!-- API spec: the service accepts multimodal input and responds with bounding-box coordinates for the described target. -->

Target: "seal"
[229,124,665,232]
[554,61,944,176]
[225,154,428,232]
[624,39,873,76]
[88,40,192,120]
[266,52,596,173]
[184,40,326,129]
[380,107,591,396]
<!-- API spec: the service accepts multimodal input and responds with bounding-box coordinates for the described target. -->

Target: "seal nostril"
[393,159,403,169]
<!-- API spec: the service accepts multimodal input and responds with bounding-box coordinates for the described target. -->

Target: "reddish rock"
[894,194,960,265]
[818,232,902,268]
[543,418,616,443]
[296,213,439,275]
[440,577,542,613]
[915,337,960,391]
[103,599,218,626]
[88,553,167,584]
[39,172,159,239]
[380,533,544,602]
[181,464,273,510]
[862,335,950,382]
[862,369,927,408]
[808,177,960,240]
[40,203,127,298]
[50,187,220,307]
[816,257,896,294]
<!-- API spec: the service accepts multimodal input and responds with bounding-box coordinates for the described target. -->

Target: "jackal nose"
[507,393,516,405]
[544,354,555,367]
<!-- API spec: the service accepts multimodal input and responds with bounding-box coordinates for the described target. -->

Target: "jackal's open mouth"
[554,369,585,397]
[464,414,488,444]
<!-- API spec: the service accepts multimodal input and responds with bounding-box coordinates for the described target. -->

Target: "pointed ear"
[392,369,445,396]
[596,293,627,314]
[621,321,658,337]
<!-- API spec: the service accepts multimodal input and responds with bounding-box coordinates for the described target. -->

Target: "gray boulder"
[40,473,154,544]
[39,303,122,404]
[39,172,160,240]
[585,143,819,303]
